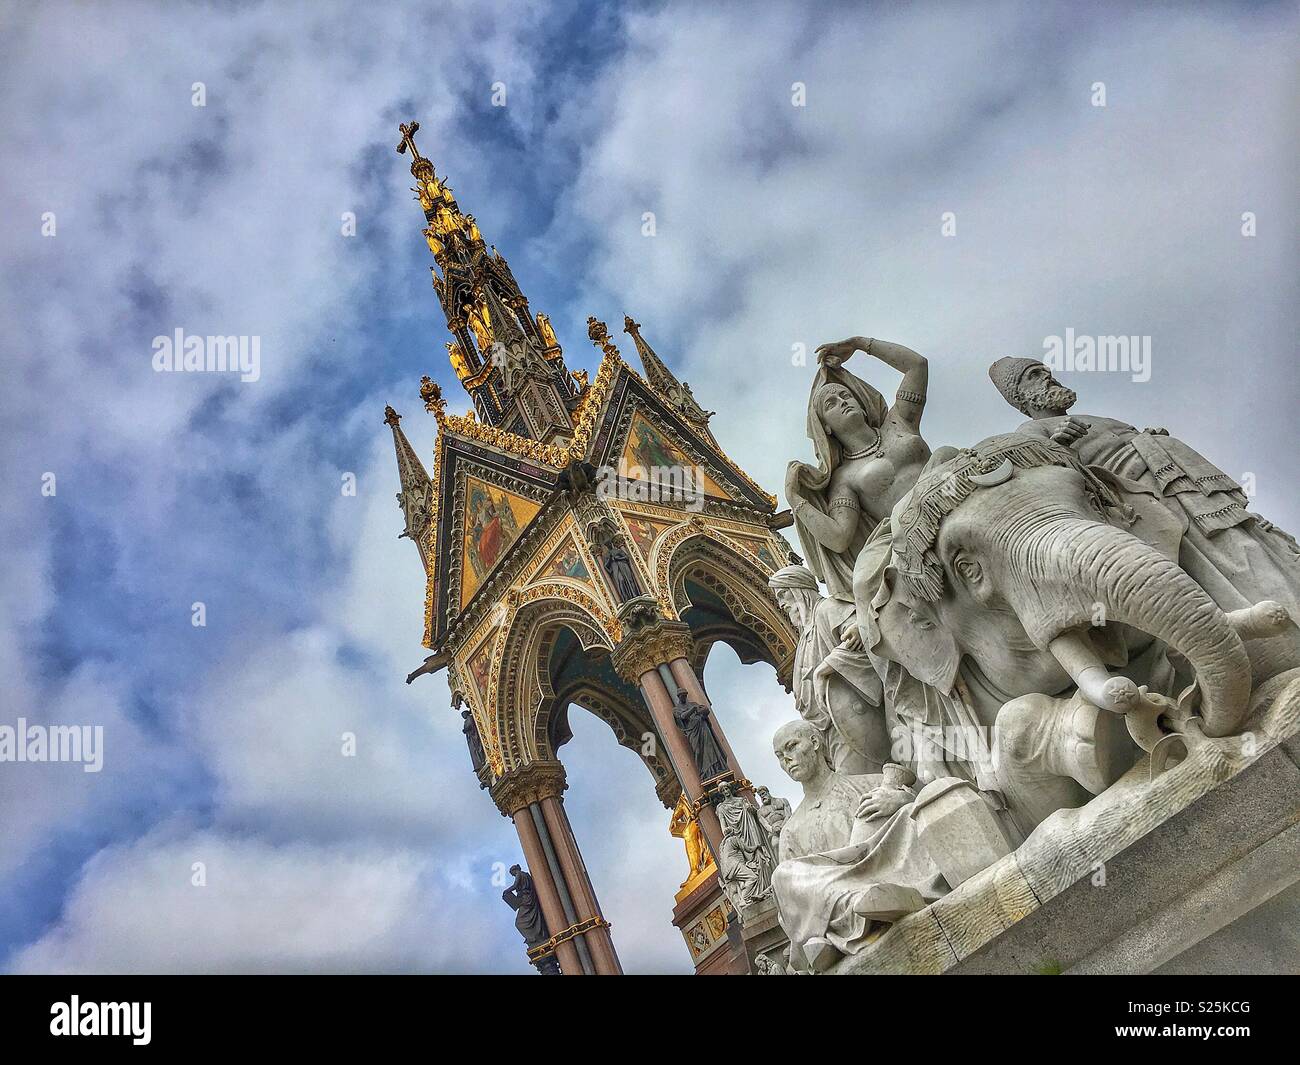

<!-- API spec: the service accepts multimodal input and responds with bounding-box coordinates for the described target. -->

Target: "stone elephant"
[862,433,1292,830]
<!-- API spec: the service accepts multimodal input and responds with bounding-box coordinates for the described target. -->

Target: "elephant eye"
[908,610,934,630]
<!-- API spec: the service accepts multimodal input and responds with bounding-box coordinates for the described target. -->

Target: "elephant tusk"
[968,458,1013,487]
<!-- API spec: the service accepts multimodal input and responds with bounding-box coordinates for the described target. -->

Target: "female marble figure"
[783,339,998,793]
[785,336,931,602]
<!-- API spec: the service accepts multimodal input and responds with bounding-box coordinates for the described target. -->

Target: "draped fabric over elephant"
[788,363,892,602]
[1021,415,1300,665]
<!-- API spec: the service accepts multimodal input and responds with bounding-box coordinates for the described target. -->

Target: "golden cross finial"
[396,121,425,163]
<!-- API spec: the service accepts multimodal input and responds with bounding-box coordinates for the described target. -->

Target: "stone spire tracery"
[622,316,715,442]
[384,404,435,571]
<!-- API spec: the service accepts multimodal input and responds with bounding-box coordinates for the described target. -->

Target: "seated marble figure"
[770,720,947,972]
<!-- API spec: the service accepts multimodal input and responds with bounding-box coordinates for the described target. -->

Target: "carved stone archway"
[663,531,797,689]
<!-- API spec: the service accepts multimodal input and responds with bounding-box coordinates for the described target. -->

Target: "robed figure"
[602,543,641,602]
[462,709,486,774]
[673,687,729,781]
[502,865,559,975]
[715,783,775,909]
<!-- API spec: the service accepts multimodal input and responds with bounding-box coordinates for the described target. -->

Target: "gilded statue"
[669,793,711,890]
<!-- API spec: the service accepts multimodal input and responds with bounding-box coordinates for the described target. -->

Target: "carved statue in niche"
[461,709,486,774]
[601,542,641,602]
[536,312,559,349]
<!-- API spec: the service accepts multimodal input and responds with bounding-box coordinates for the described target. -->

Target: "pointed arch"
[661,528,797,688]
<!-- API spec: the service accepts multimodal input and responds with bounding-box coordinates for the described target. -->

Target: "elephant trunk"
[1008,517,1251,737]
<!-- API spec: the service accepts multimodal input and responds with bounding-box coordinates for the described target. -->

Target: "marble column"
[511,806,584,976]
[492,760,616,976]
[540,795,623,974]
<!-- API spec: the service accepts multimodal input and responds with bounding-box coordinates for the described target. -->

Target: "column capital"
[611,615,694,684]
[491,759,568,816]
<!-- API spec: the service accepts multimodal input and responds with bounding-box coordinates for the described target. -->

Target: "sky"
[0,0,1296,974]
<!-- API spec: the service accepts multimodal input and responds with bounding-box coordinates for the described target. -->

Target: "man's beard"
[1020,380,1077,413]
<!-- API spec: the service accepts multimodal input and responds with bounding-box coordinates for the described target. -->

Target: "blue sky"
[1,0,1296,973]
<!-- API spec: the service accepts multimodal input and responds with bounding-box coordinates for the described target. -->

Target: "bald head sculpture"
[773,719,832,783]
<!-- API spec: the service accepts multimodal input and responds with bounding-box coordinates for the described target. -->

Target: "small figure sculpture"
[601,543,641,602]
[754,950,789,975]
[462,709,486,775]
[754,785,793,856]
[770,721,946,972]
[536,312,560,349]
[769,564,890,774]
[673,687,729,782]
[502,864,559,975]
[669,793,711,890]
[467,299,493,352]
[715,782,775,912]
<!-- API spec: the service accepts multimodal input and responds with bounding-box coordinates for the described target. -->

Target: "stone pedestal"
[671,878,748,974]
[737,896,788,973]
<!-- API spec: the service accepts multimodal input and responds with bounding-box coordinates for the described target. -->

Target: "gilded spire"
[396,119,577,437]
[623,316,714,434]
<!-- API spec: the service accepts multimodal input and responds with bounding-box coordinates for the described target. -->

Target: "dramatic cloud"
[2,0,1295,974]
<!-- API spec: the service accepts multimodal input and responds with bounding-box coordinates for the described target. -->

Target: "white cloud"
[10,826,520,974]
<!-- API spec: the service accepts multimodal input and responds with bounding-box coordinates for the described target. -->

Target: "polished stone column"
[612,615,752,856]
[511,807,584,976]
[492,760,617,976]
[540,795,622,975]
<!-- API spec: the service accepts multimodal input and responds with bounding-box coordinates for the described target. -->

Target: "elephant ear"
[871,584,961,694]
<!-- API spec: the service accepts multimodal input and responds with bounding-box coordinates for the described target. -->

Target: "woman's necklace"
[842,431,883,460]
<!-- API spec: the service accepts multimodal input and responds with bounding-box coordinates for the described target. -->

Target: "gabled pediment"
[592,371,775,511]
[423,428,558,646]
